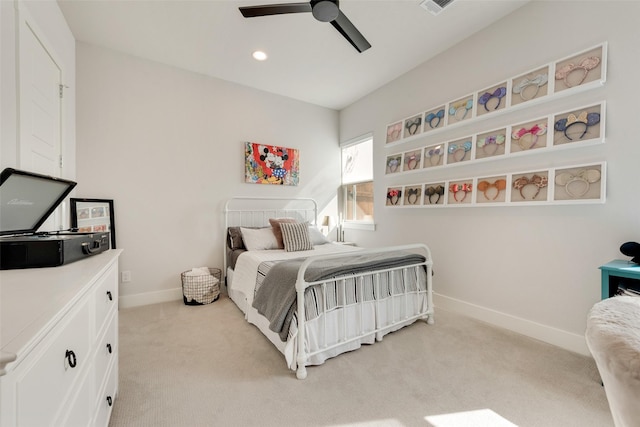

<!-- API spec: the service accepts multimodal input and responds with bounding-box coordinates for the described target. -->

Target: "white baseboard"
[117,289,590,356]
[119,287,182,309]
[434,293,590,356]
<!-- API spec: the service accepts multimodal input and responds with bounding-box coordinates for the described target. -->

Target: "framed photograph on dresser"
[70,198,117,248]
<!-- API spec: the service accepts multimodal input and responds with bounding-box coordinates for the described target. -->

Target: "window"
[341,134,374,229]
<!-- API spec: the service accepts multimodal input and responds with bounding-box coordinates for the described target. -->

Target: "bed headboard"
[223,197,319,276]
[224,197,318,229]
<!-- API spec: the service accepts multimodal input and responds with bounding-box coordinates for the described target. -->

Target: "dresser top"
[0,249,122,375]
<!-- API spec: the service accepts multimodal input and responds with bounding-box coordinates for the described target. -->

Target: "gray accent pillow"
[227,227,245,250]
[280,221,314,252]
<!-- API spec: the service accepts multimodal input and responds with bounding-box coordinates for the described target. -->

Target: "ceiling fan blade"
[330,10,371,53]
[239,2,312,18]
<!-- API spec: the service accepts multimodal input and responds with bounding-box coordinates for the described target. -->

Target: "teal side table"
[599,259,640,299]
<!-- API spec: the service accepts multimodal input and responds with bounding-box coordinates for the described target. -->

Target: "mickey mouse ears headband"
[620,241,640,264]
[554,111,600,140]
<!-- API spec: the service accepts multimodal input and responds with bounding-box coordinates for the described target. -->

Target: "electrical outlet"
[121,271,131,283]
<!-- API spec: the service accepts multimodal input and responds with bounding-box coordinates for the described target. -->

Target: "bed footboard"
[293,244,433,380]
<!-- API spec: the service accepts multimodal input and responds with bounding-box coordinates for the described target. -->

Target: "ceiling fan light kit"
[239,0,371,53]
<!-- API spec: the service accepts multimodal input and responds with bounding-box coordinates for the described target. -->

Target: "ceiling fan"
[239,0,371,53]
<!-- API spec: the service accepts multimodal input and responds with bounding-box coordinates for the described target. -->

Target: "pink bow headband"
[512,123,547,150]
[555,56,601,88]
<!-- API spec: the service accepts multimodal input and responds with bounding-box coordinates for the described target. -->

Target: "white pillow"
[308,225,330,245]
[240,227,279,251]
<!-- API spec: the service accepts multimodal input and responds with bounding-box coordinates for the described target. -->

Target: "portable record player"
[0,168,110,270]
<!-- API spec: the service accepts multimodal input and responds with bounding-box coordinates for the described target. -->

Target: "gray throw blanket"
[252,251,426,341]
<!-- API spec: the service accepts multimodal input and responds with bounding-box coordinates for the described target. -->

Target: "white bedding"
[230,243,361,313]
[227,242,428,370]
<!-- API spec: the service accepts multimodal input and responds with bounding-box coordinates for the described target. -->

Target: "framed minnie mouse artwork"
[245,142,300,186]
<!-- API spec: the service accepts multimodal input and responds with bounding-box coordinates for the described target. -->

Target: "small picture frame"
[424,182,445,206]
[476,175,508,204]
[475,128,507,160]
[447,95,474,125]
[510,171,549,202]
[476,82,508,117]
[423,106,446,132]
[511,66,549,106]
[552,103,604,146]
[448,180,473,205]
[553,163,604,202]
[403,185,423,206]
[446,137,473,164]
[403,149,422,172]
[386,121,403,144]
[553,44,606,93]
[70,198,117,249]
[386,187,403,206]
[423,144,444,168]
[385,154,402,174]
[510,118,549,154]
[403,114,423,138]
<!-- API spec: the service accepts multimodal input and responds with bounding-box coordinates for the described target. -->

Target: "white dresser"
[0,249,122,427]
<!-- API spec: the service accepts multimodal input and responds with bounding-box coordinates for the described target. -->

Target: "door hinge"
[59,155,64,169]
[59,84,69,99]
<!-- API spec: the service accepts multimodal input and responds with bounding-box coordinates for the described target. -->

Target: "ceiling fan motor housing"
[311,0,339,22]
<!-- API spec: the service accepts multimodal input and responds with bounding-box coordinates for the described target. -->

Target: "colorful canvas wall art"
[245,142,299,186]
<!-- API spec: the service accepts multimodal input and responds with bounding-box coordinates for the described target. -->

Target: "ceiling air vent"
[420,0,454,16]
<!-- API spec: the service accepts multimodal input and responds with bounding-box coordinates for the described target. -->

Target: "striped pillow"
[268,218,297,248]
[280,221,314,252]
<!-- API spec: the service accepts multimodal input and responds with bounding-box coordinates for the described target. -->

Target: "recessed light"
[252,51,268,61]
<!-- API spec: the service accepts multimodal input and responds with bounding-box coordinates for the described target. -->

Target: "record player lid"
[0,168,77,236]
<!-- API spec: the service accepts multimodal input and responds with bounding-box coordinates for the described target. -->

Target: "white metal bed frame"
[224,197,319,275]
[224,197,434,379]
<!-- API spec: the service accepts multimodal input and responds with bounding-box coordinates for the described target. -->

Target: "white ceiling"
[57,0,528,110]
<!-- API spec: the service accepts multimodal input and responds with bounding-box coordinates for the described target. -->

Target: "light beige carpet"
[109,295,613,427]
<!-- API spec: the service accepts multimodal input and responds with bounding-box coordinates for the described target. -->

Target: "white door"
[18,13,64,231]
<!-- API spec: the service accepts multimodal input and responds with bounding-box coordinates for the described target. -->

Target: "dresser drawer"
[15,299,91,426]
[93,362,117,427]
[95,312,117,392]
[94,263,118,336]
[55,367,94,427]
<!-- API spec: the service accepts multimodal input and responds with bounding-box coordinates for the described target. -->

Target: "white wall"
[1,0,17,169]
[75,43,340,306]
[339,1,640,355]
[0,0,76,179]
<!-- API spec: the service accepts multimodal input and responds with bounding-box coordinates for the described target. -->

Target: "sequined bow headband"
[449,183,472,202]
[554,111,600,140]
[555,56,601,88]
[478,87,507,111]
[512,123,548,150]
[513,74,548,101]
